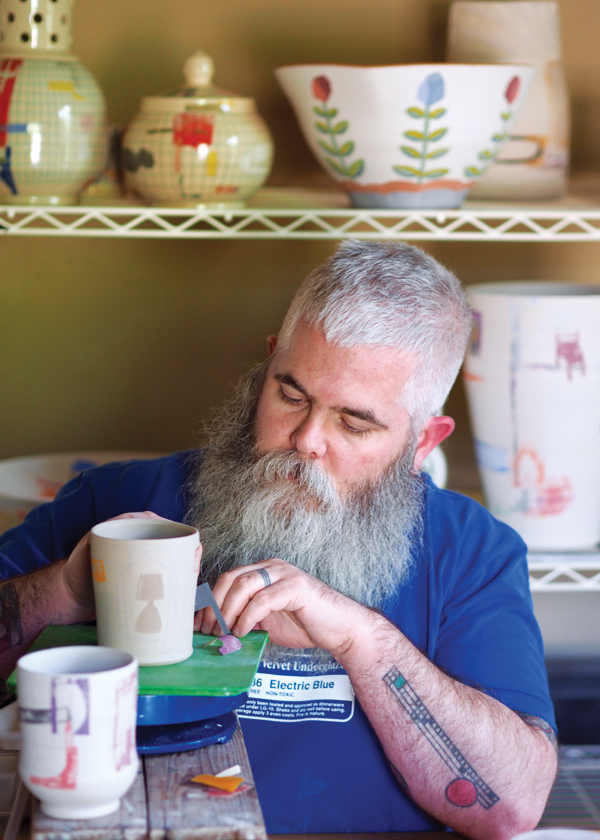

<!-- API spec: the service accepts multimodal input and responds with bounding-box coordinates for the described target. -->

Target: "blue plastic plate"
[136,711,238,755]
[137,692,248,726]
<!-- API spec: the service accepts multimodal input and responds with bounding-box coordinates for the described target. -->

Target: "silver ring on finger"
[257,568,272,588]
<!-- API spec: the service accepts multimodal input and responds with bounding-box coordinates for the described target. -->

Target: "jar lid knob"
[183,51,215,87]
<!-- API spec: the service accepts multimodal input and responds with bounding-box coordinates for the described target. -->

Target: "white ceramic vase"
[18,646,138,819]
[447,1,570,200]
[0,0,108,205]
[463,282,600,551]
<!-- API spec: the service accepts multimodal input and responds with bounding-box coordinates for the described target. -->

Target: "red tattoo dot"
[445,778,477,807]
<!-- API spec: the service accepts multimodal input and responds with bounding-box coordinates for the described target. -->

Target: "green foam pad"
[8,625,268,697]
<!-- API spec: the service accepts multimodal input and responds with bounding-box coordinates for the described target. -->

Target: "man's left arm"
[199,559,557,840]
[336,606,557,840]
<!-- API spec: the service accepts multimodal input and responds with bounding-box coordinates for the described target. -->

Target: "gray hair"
[277,240,472,428]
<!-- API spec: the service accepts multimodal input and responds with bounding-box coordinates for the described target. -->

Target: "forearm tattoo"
[0,583,23,653]
[384,667,499,809]
[516,711,558,750]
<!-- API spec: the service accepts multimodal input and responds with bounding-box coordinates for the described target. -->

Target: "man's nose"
[290,411,327,460]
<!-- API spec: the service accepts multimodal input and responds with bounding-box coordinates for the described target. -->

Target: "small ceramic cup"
[18,645,138,819]
[90,518,201,666]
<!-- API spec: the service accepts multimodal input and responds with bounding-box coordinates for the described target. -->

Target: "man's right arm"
[0,556,94,686]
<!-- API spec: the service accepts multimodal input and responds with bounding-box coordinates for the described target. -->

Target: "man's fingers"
[214,567,280,634]
[229,580,296,637]
[198,564,281,636]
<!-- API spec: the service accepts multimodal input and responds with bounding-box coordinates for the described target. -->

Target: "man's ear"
[412,415,455,472]
[267,335,278,355]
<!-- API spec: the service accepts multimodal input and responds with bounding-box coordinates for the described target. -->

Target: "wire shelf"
[2,184,600,240]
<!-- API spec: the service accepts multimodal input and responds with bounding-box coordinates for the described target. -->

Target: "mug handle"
[496,134,545,164]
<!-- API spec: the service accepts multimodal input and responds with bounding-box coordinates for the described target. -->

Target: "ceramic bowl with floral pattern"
[275,63,535,209]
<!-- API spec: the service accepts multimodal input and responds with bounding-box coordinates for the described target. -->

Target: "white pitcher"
[447,1,570,199]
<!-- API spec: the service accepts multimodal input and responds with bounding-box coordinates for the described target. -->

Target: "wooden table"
[29,723,266,840]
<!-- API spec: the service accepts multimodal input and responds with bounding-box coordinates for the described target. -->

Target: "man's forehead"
[274,322,415,377]
[268,323,415,415]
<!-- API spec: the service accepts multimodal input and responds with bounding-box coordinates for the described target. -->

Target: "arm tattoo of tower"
[383,667,499,809]
[0,583,23,653]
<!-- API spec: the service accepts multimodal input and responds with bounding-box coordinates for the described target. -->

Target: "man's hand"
[194,559,374,658]
[61,511,167,618]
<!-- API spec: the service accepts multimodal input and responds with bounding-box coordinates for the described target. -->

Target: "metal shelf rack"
[528,553,600,592]
[2,181,600,240]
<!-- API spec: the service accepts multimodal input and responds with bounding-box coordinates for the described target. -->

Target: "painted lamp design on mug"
[135,573,164,634]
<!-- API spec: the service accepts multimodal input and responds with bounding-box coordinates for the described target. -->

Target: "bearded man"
[0,241,557,839]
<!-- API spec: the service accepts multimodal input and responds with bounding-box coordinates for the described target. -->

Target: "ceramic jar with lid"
[123,51,274,208]
[0,0,108,205]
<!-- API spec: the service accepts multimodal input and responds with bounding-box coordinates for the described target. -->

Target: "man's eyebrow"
[275,373,389,430]
[275,372,309,396]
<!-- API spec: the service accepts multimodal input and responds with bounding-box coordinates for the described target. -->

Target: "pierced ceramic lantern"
[0,0,109,205]
[123,51,274,207]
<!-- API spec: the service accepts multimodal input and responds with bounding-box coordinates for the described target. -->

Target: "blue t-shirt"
[0,451,555,834]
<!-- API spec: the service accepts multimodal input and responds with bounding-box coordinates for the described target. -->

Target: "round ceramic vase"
[124,51,273,208]
[275,63,535,209]
[18,646,138,819]
[464,282,600,551]
[90,519,200,666]
[0,0,108,205]
[447,1,570,200]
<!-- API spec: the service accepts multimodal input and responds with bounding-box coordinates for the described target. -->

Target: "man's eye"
[278,387,304,406]
[342,419,372,436]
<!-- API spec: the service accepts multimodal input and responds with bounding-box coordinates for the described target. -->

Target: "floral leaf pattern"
[464,75,521,179]
[311,75,365,179]
[393,72,450,182]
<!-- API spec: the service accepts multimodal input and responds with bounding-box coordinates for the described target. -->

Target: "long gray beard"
[186,360,424,663]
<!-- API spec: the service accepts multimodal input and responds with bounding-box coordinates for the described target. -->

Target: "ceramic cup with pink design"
[18,645,138,819]
[463,282,600,550]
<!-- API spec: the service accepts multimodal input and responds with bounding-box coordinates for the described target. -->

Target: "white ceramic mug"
[90,518,201,666]
[18,645,138,820]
